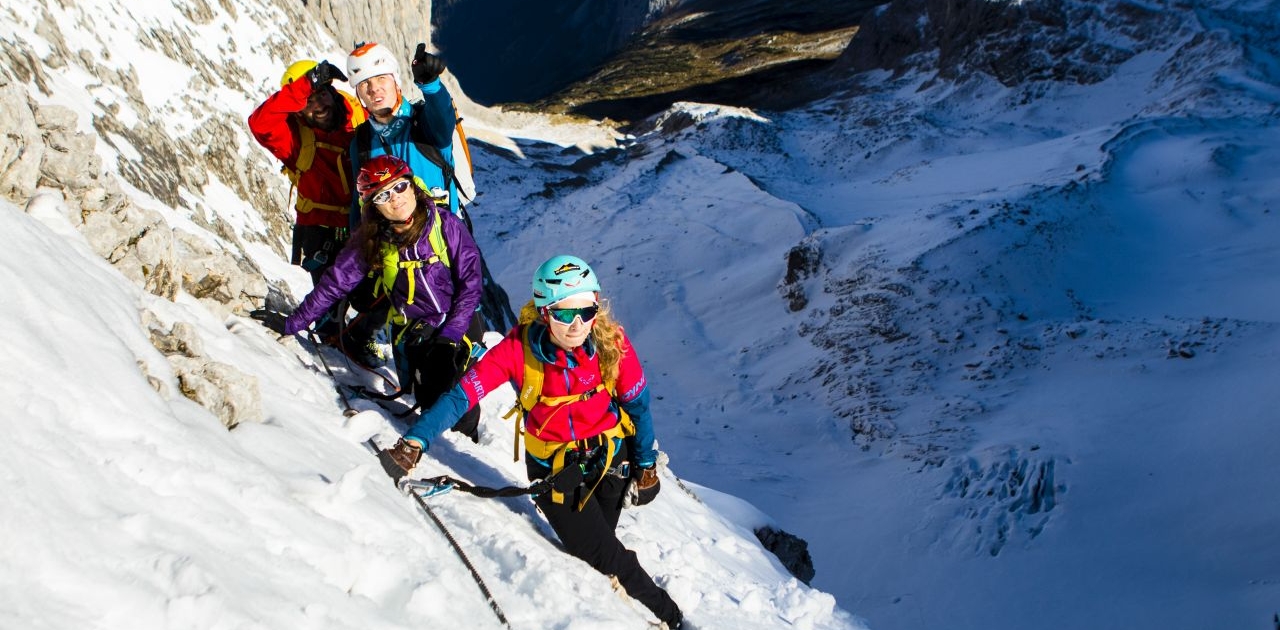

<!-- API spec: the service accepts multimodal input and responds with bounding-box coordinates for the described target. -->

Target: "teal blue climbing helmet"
[532,255,600,308]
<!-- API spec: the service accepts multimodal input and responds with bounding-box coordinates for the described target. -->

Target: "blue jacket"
[349,78,460,227]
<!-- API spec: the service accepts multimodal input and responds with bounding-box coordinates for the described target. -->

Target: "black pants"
[397,312,486,440]
[295,224,353,338]
[341,276,390,345]
[528,444,681,625]
[292,224,346,284]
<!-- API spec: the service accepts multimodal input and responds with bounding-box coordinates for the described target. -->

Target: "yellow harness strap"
[502,325,636,507]
[525,422,628,510]
[285,124,355,214]
[372,207,451,327]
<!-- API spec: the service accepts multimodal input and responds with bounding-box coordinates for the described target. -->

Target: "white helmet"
[346,42,400,87]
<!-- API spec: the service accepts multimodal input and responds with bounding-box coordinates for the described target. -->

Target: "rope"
[365,438,510,628]
[407,489,511,628]
[305,331,358,417]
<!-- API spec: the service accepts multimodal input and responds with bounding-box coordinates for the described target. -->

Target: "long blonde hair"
[518,298,625,385]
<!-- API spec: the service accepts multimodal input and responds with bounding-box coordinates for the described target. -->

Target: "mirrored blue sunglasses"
[547,304,599,325]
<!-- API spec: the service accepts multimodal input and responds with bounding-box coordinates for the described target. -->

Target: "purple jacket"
[284,207,483,342]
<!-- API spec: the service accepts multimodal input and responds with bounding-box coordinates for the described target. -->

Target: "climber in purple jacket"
[253,154,484,438]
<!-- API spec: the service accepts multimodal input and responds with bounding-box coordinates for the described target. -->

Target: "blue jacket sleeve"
[414,79,455,149]
[405,382,473,449]
[620,387,658,468]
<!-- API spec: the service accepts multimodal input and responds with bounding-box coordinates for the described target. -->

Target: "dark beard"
[307,112,341,132]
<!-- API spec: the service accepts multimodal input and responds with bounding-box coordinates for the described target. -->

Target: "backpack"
[501,324,636,508]
[283,91,366,214]
[450,104,477,202]
[355,117,473,208]
[372,204,451,329]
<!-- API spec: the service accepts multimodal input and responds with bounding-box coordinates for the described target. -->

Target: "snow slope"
[4,0,1280,629]
[2,194,858,630]
[456,2,1280,629]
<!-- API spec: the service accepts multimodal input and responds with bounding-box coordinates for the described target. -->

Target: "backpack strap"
[498,325,634,508]
[283,123,353,214]
[502,324,541,461]
[373,207,452,327]
[453,103,475,178]
[355,116,472,205]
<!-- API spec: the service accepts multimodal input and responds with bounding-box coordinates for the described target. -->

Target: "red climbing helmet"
[356,155,413,203]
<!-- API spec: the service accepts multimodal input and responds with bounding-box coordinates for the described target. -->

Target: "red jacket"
[461,323,648,444]
[248,79,362,228]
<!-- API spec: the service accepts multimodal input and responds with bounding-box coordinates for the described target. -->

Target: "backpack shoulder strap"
[355,123,374,164]
[408,123,471,204]
[425,206,450,268]
[288,123,317,180]
[342,91,367,128]
[516,324,544,415]
[499,324,543,462]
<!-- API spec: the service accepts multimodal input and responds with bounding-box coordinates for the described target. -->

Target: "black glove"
[308,60,348,86]
[452,337,473,374]
[432,336,470,375]
[630,465,661,506]
[249,309,290,335]
[411,43,445,84]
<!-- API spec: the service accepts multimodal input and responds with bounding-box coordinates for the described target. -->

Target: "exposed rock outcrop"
[756,526,817,585]
[838,0,1180,87]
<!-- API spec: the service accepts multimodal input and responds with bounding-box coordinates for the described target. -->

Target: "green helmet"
[532,255,600,308]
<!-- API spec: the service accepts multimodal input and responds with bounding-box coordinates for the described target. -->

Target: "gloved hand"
[249,309,291,336]
[378,437,423,481]
[628,465,661,506]
[436,336,471,375]
[411,43,445,84]
[308,60,348,86]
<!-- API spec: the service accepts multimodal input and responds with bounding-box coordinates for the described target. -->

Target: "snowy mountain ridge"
[3,0,1280,629]
[1,0,857,629]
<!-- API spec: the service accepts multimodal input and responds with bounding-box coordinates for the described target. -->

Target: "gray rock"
[0,80,44,203]
[755,526,817,585]
[169,356,263,429]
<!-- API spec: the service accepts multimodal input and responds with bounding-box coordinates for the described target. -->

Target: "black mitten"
[411,43,445,84]
[308,60,348,86]
[249,309,290,335]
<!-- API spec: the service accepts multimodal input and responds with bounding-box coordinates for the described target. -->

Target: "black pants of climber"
[528,445,682,626]
[294,224,350,338]
[398,313,485,441]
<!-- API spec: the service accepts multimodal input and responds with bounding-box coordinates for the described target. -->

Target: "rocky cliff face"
[0,0,364,428]
[837,0,1184,86]
[300,0,430,75]
[430,0,880,121]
